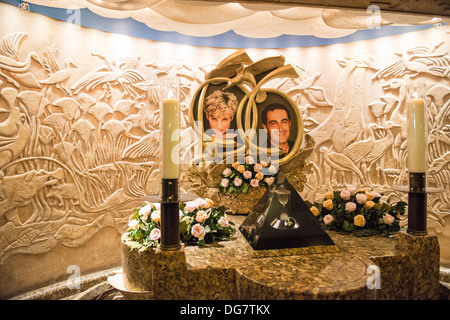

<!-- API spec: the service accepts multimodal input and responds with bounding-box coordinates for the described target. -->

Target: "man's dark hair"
[261,103,291,125]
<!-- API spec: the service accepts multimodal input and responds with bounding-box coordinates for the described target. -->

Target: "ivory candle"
[161,97,180,179]
[407,98,426,173]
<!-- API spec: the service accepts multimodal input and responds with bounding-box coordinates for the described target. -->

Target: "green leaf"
[180,216,193,234]
[342,220,354,232]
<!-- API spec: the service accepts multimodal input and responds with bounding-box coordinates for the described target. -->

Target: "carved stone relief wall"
[0,3,449,298]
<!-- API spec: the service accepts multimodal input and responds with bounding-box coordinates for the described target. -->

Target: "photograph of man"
[261,103,294,158]
[204,90,238,139]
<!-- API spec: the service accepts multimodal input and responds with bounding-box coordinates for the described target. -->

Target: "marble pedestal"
[395,231,441,300]
[110,216,441,300]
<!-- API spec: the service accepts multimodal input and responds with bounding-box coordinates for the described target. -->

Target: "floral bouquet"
[218,156,277,194]
[125,197,235,252]
[306,186,407,237]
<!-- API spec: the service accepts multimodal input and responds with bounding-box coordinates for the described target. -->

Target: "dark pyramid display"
[239,172,335,250]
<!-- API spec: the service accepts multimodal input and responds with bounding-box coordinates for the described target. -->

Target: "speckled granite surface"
[13,215,442,300]
[395,231,441,299]
[114,215,441,300]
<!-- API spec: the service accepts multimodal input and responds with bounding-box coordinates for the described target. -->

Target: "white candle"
[161,97,180,179]
[407,98,426,173]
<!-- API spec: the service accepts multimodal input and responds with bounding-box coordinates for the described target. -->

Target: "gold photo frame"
[248,89,303,165]
[190,78,249,162]
[189,51,303,165]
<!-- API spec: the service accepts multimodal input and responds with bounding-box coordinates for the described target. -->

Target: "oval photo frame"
[249,89,303,165]
[189,79,249,163]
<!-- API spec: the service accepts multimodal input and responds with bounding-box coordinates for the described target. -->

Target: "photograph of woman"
[204,90,238,140]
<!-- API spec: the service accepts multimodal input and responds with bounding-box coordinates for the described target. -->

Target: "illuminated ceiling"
[2,0,449,47]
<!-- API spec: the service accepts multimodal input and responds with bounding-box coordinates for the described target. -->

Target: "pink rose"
[194,197,208,209]
[254,163,262,172]
[356,193,367,204]
[191,223,205,239]
[340,190,351,201]
[324,214,334,225]
[243,170,253,180]
[245,155,255,165]
[234,177,242,187]
[347,185,357,195]
[372,191,382,198]
[250,179,260,187]
[346,202,357,212]
[185,201,198,213]
[149,228,161,241]
[222,168,232,177]
[217,215,230,227]
[383,213,395,225]
[220,178,229,188]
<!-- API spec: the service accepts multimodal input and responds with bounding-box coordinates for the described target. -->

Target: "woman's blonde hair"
[204,90,238,117]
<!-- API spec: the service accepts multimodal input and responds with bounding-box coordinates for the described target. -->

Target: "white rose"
[128,219,139,230]
[151,210,161,222]
[139,204,152,220]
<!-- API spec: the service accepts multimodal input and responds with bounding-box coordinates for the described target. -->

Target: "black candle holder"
[143,189,197,251]
[392,175,443,237]
[407,172,427,236]
[160,178,181,251]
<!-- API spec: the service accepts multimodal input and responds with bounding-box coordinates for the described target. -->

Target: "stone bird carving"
[373,41,450,79]
[72,53,151,99]
[0,32,41,88]
[40,47,78,96]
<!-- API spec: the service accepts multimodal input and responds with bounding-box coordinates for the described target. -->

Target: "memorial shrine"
[0,0,449,302]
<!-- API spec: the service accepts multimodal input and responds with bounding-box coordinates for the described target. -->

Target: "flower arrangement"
[306,186,407,237]
[218,156,277,194]
[124,197,235,252]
